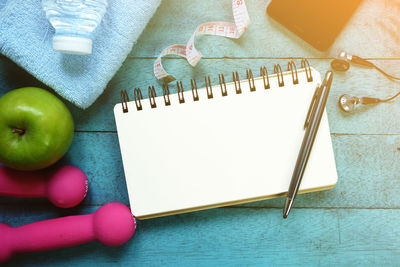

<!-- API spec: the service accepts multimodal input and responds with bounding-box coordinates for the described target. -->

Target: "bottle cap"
[52,36,92,55]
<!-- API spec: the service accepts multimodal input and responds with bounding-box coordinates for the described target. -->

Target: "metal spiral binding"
[191,79,199,101]
[121,60,314,112]
[177,81,185,103]
[219,74,227,96]
[148,86,157,108]
[232,71,242,94]
[162,83,171,106]
[301,59,313,82]
[246,69,256,92]
[120,89,129,113]
[260,66,270,89]
[287,61,299,85]
[205,76,213,99]
[274,64,284,87]
[134,88,143,111]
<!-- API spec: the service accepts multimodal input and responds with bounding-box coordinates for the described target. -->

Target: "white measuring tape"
[153,0,251,83]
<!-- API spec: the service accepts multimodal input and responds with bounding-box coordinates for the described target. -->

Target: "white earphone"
[332,51,400,112]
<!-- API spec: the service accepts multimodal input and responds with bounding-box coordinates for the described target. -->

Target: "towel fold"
[0,0,161,109]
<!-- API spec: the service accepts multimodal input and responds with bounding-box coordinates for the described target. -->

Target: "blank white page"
[114,67,338,219]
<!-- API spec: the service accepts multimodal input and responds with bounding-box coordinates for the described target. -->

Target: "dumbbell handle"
[3,214,94,252]
[0,167,48,197]
[0,202,136,263]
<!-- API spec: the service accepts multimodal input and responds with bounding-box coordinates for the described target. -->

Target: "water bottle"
[42,0,108,55]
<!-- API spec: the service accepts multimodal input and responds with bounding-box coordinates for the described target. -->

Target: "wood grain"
[3,57,400,134]
[1,133,399,210]
[2,207,399,266]
[1,0,400,264]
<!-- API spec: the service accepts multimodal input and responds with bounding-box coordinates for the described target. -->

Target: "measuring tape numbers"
[153,0,251,83]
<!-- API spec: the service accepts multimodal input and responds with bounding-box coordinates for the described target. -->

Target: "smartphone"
[267,0,363,51]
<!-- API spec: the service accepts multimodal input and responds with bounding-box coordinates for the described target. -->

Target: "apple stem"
[12,128,26,136]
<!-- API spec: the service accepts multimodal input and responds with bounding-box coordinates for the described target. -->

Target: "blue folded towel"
[0,0,161,109]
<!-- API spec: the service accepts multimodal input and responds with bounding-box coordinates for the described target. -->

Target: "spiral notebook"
[114,60,338,219]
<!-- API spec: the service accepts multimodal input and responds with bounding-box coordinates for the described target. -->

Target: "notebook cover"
[114,67,338,219]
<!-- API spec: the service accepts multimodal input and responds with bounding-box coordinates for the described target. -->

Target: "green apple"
[0,87,74,171]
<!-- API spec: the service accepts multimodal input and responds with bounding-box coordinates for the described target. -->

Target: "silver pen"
[283,71,333,219]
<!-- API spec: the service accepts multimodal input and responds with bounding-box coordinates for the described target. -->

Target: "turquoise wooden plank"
[1,133,399,209]
[2,208,400,266]
[3,52,400,135]
[130,0,400,58]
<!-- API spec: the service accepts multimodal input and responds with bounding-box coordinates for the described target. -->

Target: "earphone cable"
[367,61,400,102]
[381,89,400,102]
[373,63,400,81]
[370,62,400,102]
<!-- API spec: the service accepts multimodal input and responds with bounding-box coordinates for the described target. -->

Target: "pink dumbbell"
[0,202,136,263]
[0,165,88,208]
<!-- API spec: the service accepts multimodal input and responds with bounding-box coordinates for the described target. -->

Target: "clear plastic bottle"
[42,0,108,55]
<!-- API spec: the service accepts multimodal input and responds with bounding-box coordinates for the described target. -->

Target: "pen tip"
[283,197,293,219]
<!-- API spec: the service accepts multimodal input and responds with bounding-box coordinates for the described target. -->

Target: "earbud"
[333,51,400,112]
[331,51,375,72]
[331,51,351,71]
[338,94,381,112]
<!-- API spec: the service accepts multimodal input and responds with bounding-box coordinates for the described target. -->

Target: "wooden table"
[1,0,400,265]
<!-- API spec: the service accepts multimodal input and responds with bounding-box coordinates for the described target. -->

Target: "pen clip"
[304,84,321,129]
